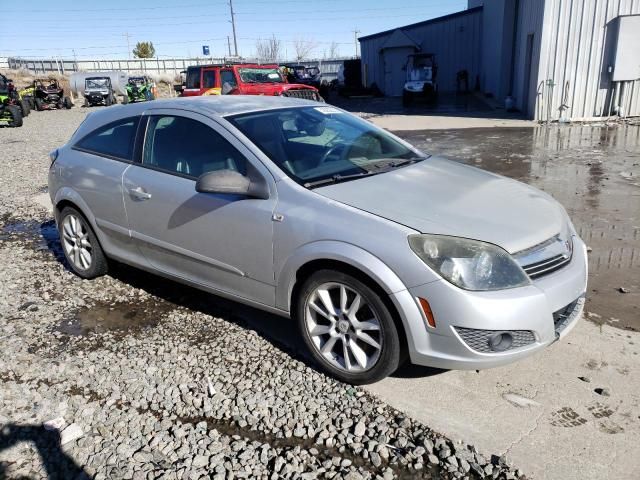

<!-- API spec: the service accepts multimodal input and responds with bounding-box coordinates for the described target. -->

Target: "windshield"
[238,68,284,84]
[86,78,109,89]
[408,67,432,82]
[228,106,427,186]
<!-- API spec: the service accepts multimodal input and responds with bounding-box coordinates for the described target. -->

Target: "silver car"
[48,96,587,384]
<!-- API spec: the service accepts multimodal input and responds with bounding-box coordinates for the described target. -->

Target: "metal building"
[359,0,640,121]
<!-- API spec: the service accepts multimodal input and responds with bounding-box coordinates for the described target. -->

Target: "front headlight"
[408,234,531,291]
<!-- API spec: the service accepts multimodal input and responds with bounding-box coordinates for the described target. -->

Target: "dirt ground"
[393,125,640,332]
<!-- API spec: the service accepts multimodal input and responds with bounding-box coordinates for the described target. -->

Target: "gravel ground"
[0,108,525,480]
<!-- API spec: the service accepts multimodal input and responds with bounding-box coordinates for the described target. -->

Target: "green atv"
[0,74,24,127]
[125,76,155,103]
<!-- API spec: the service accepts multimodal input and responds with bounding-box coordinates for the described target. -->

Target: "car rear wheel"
[34,98,44,111]
[63,97,73,109]
[58,207,108,279]
[296,270,401,384]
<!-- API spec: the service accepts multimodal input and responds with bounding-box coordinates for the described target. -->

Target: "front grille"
[455,327,536,353]
[515,234,574,280]
[522,254,571,279]
[282,89,319,101]
[553,296,585,334]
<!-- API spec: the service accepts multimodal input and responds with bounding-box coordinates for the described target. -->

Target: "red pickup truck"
[180,63,322,101]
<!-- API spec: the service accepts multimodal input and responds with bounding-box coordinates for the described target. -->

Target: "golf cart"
[0,74,23,127]
[84,77,117,107]
[33,79,73,110]
[0,73,30,119]
[126,76,155,103]
[402,53,438,107]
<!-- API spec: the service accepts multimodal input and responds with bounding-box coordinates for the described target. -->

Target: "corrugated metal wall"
[510,0,547,117]
[360,9,483,95]
[535,0,640,121]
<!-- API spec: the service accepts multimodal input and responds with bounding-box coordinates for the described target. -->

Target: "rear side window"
[142,115,247,178]
[186,68,201,89]
[203,70,217,89]
[75,117,139,161]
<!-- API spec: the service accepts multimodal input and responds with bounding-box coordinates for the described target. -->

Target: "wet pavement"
[396,124,640,331]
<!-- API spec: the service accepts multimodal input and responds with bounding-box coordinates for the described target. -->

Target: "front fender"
[275,240,409,312]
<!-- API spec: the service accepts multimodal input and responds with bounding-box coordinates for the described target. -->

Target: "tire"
[27,97,35,110]
[402,91,411,108]
[63,97,73,109]
[121,94,129,105]
[105,95,113,107]
[7,105,23,127]
[20,99,30,116]
[35,98,44,111]
[295,269,401,384]
[84,97,90,108]
[58,206,108,279]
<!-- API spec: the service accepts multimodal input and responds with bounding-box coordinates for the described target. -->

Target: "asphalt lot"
[1,103,638,480]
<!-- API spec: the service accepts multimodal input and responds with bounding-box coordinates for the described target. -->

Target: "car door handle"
[128,186,152,200]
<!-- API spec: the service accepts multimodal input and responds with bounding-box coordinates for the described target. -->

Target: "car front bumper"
[391,236,588,370]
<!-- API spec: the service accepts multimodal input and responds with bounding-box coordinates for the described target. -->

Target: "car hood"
[315,157,566,254]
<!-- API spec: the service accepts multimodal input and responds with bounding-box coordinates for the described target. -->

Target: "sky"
[0,0,468,61]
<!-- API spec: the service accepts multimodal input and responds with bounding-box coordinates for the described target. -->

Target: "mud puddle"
[58,298,174,337]
[398,124,640,331]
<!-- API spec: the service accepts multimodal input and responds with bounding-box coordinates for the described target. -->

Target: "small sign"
[202,45,210,56]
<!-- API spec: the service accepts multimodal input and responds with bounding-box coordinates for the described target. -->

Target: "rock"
[594,387,610,397]
[354,421,366,437]
[60,423,83,445]
[43,417,66,431]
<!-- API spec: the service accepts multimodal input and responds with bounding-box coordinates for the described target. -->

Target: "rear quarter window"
[74,117,140,161]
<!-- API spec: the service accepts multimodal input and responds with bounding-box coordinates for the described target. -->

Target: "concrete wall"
[359,8,483,95]
[535,0,640,120]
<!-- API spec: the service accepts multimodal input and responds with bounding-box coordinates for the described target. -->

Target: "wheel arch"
[278,241,411,354]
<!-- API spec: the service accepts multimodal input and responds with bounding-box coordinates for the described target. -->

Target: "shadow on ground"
[0,424,87,480]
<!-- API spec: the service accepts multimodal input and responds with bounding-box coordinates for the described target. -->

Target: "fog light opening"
[488,332,513,352]
[417,297,436,328]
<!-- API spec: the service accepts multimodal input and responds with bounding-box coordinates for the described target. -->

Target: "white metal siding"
[535,0,640,120]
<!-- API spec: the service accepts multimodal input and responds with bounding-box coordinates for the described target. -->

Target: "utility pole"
[353,29,361,58]
[124,32,131,59]
[227,36,232,57]
[228,0,238,57]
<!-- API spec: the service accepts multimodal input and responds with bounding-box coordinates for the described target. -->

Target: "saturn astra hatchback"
[48,96,588,384]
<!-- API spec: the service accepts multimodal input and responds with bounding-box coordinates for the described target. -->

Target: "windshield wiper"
[374,156,429,170]
[304,171,380,189]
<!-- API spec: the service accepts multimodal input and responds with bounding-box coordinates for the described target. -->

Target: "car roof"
[94,95,319,119]
[74,96,323,139]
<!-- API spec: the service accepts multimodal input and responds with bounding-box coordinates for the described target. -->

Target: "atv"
[402,53,439,107]
[83,77,117,107]
[126,76,155,103]
[0,73,30,118]
[0,74,24,127]
[33,79,73,110]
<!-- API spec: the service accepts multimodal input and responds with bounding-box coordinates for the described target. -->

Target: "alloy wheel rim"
[305,282,383,373]
[61,214,92,270]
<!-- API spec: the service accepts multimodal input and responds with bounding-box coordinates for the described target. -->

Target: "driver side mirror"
[195,169,268,199]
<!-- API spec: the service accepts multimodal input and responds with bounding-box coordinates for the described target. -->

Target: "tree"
[327,41,340,59]
[133,41,156,59]
[255,36,282,63]
[293,38,318,62]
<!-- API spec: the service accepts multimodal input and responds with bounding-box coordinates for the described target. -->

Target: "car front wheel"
[296,270,401,384]
[58,207,108,279]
